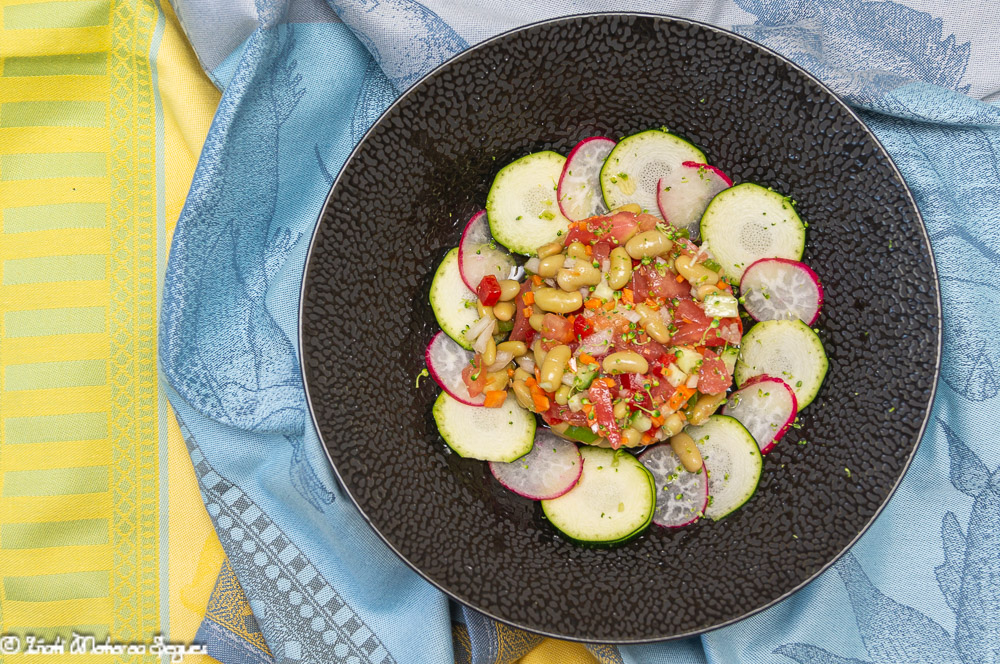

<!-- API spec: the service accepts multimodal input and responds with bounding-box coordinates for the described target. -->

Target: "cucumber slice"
[542,447,655,544]
[720,346,739,377]
[429,248,478,350]
[432,391,535,462]
[686,415,761,520]
[734,319,828,411]
[600,129,706,216]
[487,151,571,255]
[700,183,806,281]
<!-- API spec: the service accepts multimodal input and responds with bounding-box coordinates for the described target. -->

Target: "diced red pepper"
[573,314,596,339]
[476,275,501,306]
[588,380,622,449]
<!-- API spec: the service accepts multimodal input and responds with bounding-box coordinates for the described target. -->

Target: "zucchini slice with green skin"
[487,151,571,255]
[541,447,655,544]
[600,129,706,215]
[686,415,762,520]
[734,319,828,411]
[699,183,806,281]
[429,247,478,350]
[432,391,535,462]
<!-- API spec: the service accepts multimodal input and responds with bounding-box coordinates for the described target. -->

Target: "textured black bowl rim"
[299,12,943,644]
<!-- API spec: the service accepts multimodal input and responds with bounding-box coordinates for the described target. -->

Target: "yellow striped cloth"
[0,0,222,654]
[1,3,603,662]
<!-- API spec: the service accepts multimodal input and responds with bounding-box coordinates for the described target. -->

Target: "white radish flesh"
[740,258,823,325]
[458,210,516,292]
[557,137,615,221]
[489,430,582,500]
[425,331,484,406]
[638,444,709,527]
[656,161,732,239]
[722,375,798,454]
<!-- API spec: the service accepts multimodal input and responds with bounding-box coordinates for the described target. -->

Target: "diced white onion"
[665,363,687,388]
[516,355,535,372]
[562,257,577,269]
[524,257,540,274]
[464,315,494,344]
[658,306,673,325]
[592,280,613,301]
[601,259,610,273]
[622,309,642,324]
[473,321,496,354]
[578,328,614,356]
[568,393,585,412]
[561,372,575,387]
[686,374,700,389]
[487,351,514,373]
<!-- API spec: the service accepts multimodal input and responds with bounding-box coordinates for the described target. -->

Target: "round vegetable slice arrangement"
[487,151,571,254]
[429,247,479,350]
[600,129,706,215]
[489,429,582,500]
[722,375,798,454]
[734,319,828,411]
[424,127,829,543]
[557,137,616,221]
[657,161,732,238]
[458,210,517,292]
[687,415,762,520]
[700,183,806,280]
[740,257,823,325]
[433,391,535,462]
[541,446,655,544]
[639,444,709,527]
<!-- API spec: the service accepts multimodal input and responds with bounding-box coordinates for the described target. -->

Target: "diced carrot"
[483,390,507,408]
[525,376,537,387]
[602,301,615,311]
[601,377,616,388]
[523,306,533,318]
[641,433,653,445]
[651,414,665,427]
[506,368,515,378]
[531,275,542,286]
[584,244,593,256]
[582,403,594,415]
[622,288,634,304]
[578,353,597,366]
[716,280,728,290]
[523,291,535,305]
[584,298,602,309]
[532,393,550,412]
[675,274,685,283]
[667,385,696,411]
[534,367,542,383]
[644,298,659,311]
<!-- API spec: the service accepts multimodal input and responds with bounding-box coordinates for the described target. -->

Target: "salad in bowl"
[426,128,827,545]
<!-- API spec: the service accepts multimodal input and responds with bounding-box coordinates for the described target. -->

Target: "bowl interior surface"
[301,14,939,642]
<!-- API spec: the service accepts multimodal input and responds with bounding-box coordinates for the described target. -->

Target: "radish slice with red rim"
[656,161,732,239]
[721,375,798,454]
[557,137,615,221]
[739,257,823,325]
[638,444,708,527]
[425,331,484,406]
[458,210,516,291]
[489,430,582,500]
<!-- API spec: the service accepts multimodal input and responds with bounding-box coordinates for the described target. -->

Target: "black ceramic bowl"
[301,14,940,643]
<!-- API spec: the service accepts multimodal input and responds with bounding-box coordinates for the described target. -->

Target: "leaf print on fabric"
[160,24,308,435]
[733,0,971,103]
[325,0,468,90]
[777,421,1000,664]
